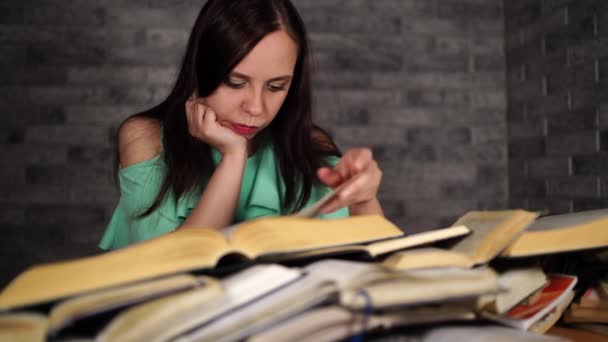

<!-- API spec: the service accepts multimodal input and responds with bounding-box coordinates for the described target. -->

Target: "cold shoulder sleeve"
[99,156,184,250]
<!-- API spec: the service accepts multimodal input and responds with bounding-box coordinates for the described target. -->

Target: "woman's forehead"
[232,30,298,79]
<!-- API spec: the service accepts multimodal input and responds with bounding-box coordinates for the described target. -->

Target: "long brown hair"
[123,0,340,217]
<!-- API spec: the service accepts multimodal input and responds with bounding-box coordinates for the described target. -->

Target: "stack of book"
[0,208,607,341]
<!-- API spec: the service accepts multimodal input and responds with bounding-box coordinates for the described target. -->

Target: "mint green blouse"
[99,140,349,250]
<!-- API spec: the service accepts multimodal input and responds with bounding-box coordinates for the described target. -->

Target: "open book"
[0,215,401,310]
[501,208,608,258]
[381,210,539,270]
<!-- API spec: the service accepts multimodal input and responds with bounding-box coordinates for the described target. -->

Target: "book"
[247,304,476,342]
[97,264,301,342]
[528,290,574,333]
[378,210,538,270]
[483,274,577,331]
[502,208,608,258]
[339,267,499,310]
[446,210,539,265]
[0,312,48,342]
[48,274,211,336]
[274,225,470,261]
[0,215,401,310]
[481,267,547,315]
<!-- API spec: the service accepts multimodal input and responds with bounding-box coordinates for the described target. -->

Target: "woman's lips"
[229,123,258,135]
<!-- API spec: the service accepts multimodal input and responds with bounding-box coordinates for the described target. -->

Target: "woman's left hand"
[317,148,383,215]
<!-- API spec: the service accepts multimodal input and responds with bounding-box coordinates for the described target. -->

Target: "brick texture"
[505,0,608,216]
[0,0,506,286]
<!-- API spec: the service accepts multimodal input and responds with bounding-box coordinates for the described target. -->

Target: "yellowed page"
[366,225,470,257]
[502,216,608,258]
[48,274,202,335]
[230,215,403,257]
[0,228,228,310]
[450,210,538,265]
[382,248,475,270]
[0,313,48,342]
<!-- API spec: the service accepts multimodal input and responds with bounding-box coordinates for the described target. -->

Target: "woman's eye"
[225,79,246,88]
[267,84,286,92]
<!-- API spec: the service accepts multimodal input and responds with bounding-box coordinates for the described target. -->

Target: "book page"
[230,215,403,258]
[0,228,229,310]
[502,210,608,257]
[449,210,538,265]
[48,274,204,335]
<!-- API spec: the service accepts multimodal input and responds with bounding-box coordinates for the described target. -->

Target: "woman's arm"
[179,148,246,229]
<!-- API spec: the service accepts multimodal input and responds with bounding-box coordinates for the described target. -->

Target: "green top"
[99,140,349,250]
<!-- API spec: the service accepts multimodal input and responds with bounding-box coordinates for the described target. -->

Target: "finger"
[320,197,345,214]
[351,148,373,173]
[317,167,343,187]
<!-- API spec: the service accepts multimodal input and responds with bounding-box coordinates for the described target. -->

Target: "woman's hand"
[185,94,247,156]
[317,148,384,215]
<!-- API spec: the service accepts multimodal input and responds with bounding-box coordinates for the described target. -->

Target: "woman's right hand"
[185,95,247,156]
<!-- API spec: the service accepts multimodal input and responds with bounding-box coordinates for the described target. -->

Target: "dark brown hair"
[123,0,340,217]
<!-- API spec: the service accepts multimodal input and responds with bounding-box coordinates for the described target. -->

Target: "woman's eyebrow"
[230,71,292,82]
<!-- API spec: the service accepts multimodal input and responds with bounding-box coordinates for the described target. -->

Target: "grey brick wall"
[0,0,506,287]
[505,0,608,214]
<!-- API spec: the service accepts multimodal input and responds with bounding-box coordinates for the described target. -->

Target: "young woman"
[100,0,383,250]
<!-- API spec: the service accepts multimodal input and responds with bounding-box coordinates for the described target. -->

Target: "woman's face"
[204,29,298,144]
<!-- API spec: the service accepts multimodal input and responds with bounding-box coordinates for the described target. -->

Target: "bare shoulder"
[118,116,162,167]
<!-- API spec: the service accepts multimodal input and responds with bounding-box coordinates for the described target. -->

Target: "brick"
[25,124,112,146]
[473,54,505,72]
[0,207,25,225]
[0,5,23,25]
[372,145,437,164]
[313,71,371,89]
[572,153,608,175]
[338,90,401,106]
[333,126,405,147]
[527,157,571,178]
[440,141,505,163]
[546,107,597,135]
[527,90,569,116]
[303,11,401,34]
[546,63,596,94]
[144,28,188,49]
[0,44,25,65]
[2,65,67,85]
[508,120,545,140]
[105,8,196,28]
[404,88,470,107]
[527,197,572,215]
[68,146,116,167]
[407,53,470,73]
[509,159,527,180]
[0,144,68,165]
[472,124,506,144]
[24,4,105,26]
[26,165,113,186]
[367,107,438,127]
[0,167,25,185]
[546,176,599,197]
[64,105,137,125]
[573,199,608,211]
[0,24,63,44]
[510,179,546,197]
[334,50,402,72]
[67,67,147,86]
[546,131,598,155]
[25,205,106,225]
[509,138,546,159]
[27,42,108,66]
[0,129,24,144]
[598,104,608,128]
[1,105,65,128]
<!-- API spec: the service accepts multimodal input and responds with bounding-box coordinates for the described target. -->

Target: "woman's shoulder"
[118,116,162,168]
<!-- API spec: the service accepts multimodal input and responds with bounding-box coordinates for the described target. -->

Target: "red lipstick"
[230,123,258,135]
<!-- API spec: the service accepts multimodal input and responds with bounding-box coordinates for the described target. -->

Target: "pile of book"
[1,209,608,342]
